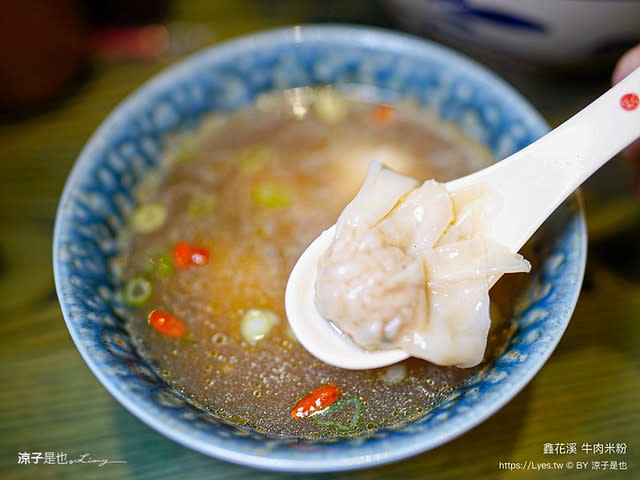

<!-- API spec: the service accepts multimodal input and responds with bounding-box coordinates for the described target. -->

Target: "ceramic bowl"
[383,0,640,66]
[53,25,586,472]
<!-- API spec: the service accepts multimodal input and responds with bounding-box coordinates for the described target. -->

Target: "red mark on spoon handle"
[620,93,639,111]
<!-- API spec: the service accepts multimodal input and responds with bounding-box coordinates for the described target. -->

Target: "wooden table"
[1,2,638,479]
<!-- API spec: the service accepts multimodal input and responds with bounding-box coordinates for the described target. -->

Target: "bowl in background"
[383,0,640,67]
[53,25,586,472]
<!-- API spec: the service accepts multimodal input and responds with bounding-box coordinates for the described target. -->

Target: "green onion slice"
[122,276,152,307]
[240,308,280,344]
[132,203,167,234]
[312,396,363,432]
[148,251,174,279]
[252,181,290,208]
[382,364,407,385]
[313,87,348,125]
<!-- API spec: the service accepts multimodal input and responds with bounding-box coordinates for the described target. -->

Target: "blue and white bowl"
[384,0,640,66]
[53,26,586,472]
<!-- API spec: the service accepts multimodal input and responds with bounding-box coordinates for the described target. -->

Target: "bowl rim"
[53,24,587,472]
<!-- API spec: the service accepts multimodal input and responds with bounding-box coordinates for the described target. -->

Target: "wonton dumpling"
[315,161,530,367]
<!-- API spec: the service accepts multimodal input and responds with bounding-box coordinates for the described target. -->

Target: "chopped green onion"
[239,145,275,174]
[382,364,407,385]
[148,251,174,279]
[312,396,363,432]
[187,192,218,218]
[132,203,167,233]
[240,308,280,344]
[122,276,152,307]
[313,87,348,125]
[252,181,290,208]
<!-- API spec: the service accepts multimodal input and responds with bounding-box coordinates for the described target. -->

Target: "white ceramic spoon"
[286,67,640,370]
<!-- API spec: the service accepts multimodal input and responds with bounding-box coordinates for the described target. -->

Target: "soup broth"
[117,88,523,438]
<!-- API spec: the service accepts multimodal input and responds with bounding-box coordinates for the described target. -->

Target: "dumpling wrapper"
[315,162,530,368]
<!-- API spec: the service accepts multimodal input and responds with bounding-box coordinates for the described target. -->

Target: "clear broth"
[118,89,524,438]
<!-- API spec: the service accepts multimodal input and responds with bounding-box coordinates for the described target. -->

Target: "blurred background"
[1,1,638,479]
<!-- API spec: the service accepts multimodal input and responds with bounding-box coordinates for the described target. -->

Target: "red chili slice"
[371,104,395,125]
[173,242,209,269]
[291,384,341,420]
[148,309,186,338]
[173,242,193,270]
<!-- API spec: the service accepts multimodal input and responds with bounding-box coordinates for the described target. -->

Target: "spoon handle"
[447,66,640,252]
